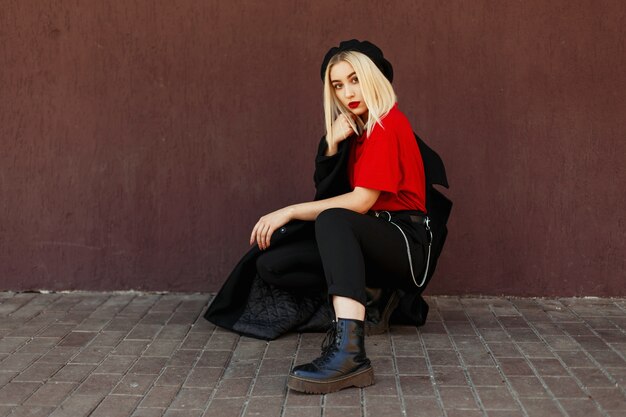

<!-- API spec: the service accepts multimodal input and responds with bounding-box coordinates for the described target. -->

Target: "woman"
[246,40,431,394]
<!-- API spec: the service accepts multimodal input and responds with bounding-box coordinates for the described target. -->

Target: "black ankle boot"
[365,288,400,336]
[287,318,374,394]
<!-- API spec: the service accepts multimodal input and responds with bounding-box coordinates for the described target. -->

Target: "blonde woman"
[245,40,430,393]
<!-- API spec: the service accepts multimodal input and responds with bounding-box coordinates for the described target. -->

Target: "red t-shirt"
[348,104,427,212]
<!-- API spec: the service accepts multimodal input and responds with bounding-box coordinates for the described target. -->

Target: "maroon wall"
[1,1,624,295]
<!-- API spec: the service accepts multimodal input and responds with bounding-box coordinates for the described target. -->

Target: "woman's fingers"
[250,222,258,245]
[264,225,275,249]
[253,221,273,250]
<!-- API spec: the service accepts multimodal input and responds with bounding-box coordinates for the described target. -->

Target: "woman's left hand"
[250,207,293,250]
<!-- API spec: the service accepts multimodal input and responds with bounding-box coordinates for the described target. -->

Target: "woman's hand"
[326,114,357,155]
[249,206,293,250]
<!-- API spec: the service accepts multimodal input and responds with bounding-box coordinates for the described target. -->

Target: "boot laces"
[314,320,341,366]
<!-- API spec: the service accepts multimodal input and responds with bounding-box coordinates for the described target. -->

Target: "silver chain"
[376,211,432,288]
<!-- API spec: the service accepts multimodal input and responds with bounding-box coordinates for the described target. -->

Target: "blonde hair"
[323,51,397,139]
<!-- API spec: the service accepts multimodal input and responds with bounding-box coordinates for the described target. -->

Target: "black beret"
[320,39,394,83]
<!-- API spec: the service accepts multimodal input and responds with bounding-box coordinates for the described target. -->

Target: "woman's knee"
[315,208,355,233]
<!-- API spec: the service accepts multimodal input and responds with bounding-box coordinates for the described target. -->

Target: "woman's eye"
[333,84,342,90]
[352,77,359,83]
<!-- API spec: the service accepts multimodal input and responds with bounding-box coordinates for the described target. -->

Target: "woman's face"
[329,61,368,119]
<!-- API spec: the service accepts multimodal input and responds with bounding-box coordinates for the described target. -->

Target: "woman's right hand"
[326,114,356,154]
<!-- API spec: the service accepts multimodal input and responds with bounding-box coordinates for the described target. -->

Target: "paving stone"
[74,318,111,332]
[165,408,203,417]
[166,349,201,367]
[169,387,212,409]
[395,356,428,375]
[421,334,453,350]
[127,325,163,341]
[438,385,479,409]
[38,347,80,364]
[143,340,180,357]
[516,342,555,358]
[496,358,535,376]
[398,375,433,397]
[213,378,252,399]
[321,406,362,417]
[554,350,596,367]
[90,395,141,417]
[507,376,550,397]
[51,364,97,383]
[542,376,586,398]
[58,332,97,347]
[431,366,468,386]
[0,382,41,405]
[569,367,614,387]
[250,375,287,397]
[16,337,61,354]
[363,375,397,396]
[475,385,517,410]
[112,341,150,356]
[70,346,113,364]
[403,396,444,417]
[257,358,292,377]
[586,387,626,410]
[183,366,222,388]
[458,348,496,366]
[324,389,360,407]
[519,397,564,417]
[588,349,626,367]
[0,337,30,354]
[0,353,40,372]
[129,357,168,374]
[363,395,404,417]
[573,336,609,351]
[155,367,192,387]
[24,382,77,406]
[203,398,246,417]
[7,405,56,417]
[529,358,569,376]
[91,331,126,347]
[0,372,17,388]
[112,374,158,396]
[74,373,122,396]
[221,359,259,379]
[426,349,459,366]
[93,355,137,374]
[558,398,605,417]
[196,350,232,368]
[466,366,505,386]
[488,342,522,358]
[156,325,190,341]
[13,362,63,382]
[139,385,180,408]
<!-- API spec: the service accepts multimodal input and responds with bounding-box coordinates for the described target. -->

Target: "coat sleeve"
[313,136,353,201]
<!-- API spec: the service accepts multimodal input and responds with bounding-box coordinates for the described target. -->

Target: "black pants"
[256,208,428,306]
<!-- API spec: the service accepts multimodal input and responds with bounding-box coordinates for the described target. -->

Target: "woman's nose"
[344,85,354,98]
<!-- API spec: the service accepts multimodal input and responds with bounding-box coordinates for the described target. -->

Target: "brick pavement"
[1,293,626,416]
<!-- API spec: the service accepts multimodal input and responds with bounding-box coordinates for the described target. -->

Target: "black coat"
[204,132,452,340]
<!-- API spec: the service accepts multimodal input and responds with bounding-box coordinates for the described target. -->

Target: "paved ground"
[1,293,626,416]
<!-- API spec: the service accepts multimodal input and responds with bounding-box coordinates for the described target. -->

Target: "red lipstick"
[348,101,360,109]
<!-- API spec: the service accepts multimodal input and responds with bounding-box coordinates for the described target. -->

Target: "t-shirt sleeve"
[353,126,401,194]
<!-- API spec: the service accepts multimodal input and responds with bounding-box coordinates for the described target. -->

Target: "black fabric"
[316,208,429,305]
[320,39,394,82]
[204,132,451,340]
[256,240,325,290]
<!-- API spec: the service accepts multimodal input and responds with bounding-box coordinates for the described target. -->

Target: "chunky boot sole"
[365,290,400,336]
[287,366,375,394]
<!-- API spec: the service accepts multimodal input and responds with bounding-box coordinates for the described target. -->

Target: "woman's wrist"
[325,138,338,156]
